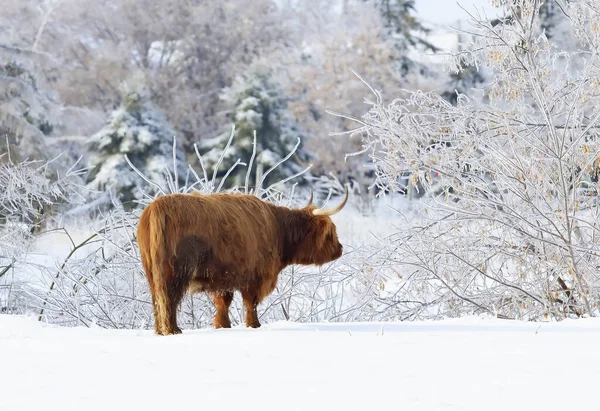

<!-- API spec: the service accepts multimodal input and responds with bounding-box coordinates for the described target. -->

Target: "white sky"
[411,0,503,55]
[414,0,500,26]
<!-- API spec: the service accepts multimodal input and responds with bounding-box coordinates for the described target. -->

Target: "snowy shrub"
[341,0,600,320]
[34,206,151,328]
[0,151,84,314]
[11,130,443,328]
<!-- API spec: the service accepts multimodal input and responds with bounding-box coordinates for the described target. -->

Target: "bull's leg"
[162,267,191,335]
[211,291,234,329]
[149,284,161,335]
[141,255,161,334]
[151,259,175,335]
[144,276,161,334]
[241,289,261,328]
[165,285,185,335]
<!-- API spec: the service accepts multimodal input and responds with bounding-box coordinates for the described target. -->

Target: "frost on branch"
[0,151,81,314]
[345,0,600,320]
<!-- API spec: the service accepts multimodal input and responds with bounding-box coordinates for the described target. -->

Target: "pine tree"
[367,0,437,75]
[86,83,187,209]
[198,67,311,191]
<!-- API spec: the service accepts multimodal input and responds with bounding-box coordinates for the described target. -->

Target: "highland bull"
[137,187,348,335]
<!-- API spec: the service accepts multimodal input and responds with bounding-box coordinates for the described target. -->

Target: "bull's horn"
[305,189,313,207]
[313,186,349,216]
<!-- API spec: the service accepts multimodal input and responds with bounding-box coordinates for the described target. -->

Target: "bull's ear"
[312,186,348,216]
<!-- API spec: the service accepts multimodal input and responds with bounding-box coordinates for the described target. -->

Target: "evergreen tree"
[366,0,437,75]
[86,84,187,208]
[198,67,311,191]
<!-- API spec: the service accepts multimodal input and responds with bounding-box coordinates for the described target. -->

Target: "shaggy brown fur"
[136,190,347,335]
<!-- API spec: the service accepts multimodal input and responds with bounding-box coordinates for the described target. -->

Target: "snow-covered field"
[3,314,600,411]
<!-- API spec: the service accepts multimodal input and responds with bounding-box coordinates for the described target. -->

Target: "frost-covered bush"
[34,205,402,329]
[34,207,151,327]
[16,131,437,328]
[0,152,77,242]
[343,0,600,320]
[0,151,83,314]
[86,81,187,209]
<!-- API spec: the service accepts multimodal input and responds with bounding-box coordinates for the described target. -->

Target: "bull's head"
[290,186,348,266]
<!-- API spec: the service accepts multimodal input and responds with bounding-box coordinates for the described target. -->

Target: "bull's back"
[152,193,280,272]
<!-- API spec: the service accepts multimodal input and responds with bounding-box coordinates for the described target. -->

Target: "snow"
[2,313,600,411]
[234,107,261,126]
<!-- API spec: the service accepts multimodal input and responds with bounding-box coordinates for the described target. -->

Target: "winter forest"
[3,0,600,332]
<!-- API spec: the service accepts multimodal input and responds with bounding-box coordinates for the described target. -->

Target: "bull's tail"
[138,204,175,335]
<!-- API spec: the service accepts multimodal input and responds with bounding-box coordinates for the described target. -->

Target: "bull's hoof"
[246,321,261,328]
[213,318,232,329]
[157,327,182,335]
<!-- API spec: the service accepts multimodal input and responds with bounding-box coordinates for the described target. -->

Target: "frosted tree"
[0,145,88,314]
[24,0,291,149]
[343,0,600,320]
[0,47,61,162]
[197,66,310,190]
[86,79,187,208]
